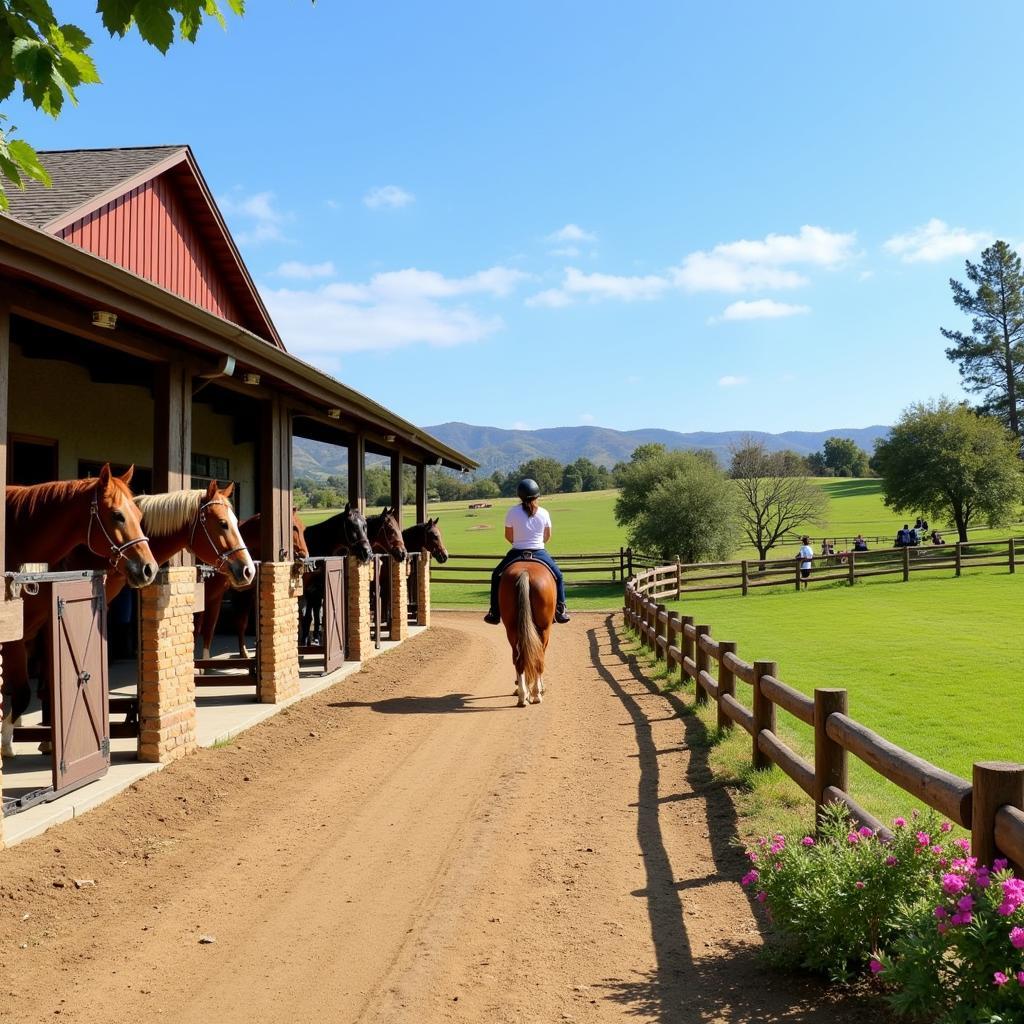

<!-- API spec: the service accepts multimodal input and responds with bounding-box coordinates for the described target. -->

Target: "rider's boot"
[554,603,570,624]
[483,609,501,625]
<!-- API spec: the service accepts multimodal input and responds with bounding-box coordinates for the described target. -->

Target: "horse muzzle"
[124,556,159,589]
[227,555,257,588]
[434,550,449,564]
[392,548,407,563]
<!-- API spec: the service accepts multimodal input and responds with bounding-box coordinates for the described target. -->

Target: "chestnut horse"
[498,560,556,707]
[2,465,158,757]
[367,506,407,561]
[197,511,309,660]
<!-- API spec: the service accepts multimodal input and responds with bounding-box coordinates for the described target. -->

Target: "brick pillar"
[390,558,408,641]
[139,566,197,764]
[346,559,372,661]
[258,562,301,704]
[416,556,431,627]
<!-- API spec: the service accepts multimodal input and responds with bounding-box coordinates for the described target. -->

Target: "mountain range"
[293,422,890,479]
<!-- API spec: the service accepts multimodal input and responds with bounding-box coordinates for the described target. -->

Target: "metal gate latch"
[78,670,91,686]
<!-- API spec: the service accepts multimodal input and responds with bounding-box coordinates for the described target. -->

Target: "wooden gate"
[194,564,261,693]
[322,556,346,673]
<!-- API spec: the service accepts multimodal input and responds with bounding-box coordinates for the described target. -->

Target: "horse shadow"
[586,615,873,1022]
[328,693,512,715]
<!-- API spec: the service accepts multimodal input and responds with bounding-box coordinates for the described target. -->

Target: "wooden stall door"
[50,578,110,792]
[323,557,346,672]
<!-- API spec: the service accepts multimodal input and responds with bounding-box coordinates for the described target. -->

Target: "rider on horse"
[483,478,570,625]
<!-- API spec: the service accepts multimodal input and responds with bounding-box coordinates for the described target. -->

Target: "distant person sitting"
[914,516,924,531]
[853,534,868,551]
[909,526,920,546]
[931,530,946,545]
[895,524,912,547]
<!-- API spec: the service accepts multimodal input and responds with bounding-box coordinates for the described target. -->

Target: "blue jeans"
[489,549,566,613]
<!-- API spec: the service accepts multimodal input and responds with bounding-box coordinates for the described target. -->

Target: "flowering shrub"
[742,805,954,981]
[877,853,1024,1023]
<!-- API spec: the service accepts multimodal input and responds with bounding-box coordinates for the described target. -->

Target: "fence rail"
[432,547,654,586]
[623,566,1024,867]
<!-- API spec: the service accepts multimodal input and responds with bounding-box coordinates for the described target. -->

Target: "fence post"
[654,603,666,661]
[794,557,802,592]
[1010,538,1016,575]
[741,560,749,597]
[694,624,710,703]
[972,761,1024,867]
[627,547,634,576]
[902,545,910,582]
[718,640,736,732]
[955,541,962,577]
[847,549,856,586]
[751,660,777,769]
[814,688,848,824]
[675,557,682,599]
[680,614,694,684]
[619,546,625,582]
[646,597,656,649]
[667,611,680,682]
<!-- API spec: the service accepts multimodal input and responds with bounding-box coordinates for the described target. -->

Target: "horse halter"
[190,498,248,572]
[344,511,368,550]
[87,497,151,571]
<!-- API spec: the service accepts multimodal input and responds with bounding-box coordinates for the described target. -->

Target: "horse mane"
[6,477,100,522]
[136,490,206,538]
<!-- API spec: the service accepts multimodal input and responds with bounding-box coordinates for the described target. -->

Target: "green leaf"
[97,0,136,37]
[12,39,55,89]
[57,23,93,52]
[60,47,101,86]
[9,139,52,186]
[133,0,176,52]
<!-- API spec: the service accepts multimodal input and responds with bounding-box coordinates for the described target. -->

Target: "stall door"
[323,557,346,672]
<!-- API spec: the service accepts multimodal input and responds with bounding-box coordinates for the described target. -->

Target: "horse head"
[191,480,256,589]
[421,517,448,563]
[371,506,407,563]
[340,502,373,564]
[92,464,159,588]
[292,508,310,560]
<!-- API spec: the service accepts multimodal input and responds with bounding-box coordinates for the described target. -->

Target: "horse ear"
[291,505,298,514]
[98,463,112,488]
[120,464,135,486]
[222,482,235,498]
[431,516,439,525]
[205,479,219,500]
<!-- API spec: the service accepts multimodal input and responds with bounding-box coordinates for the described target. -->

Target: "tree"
[822,436,869,477]
[508,457,562,496]
[0,2,252,208]
[873,399,1022,542]
[561,465,583,493]
[628,442,668,464]
[729,440,829,562]
[615,449,737,562]
[942,241,1024,436]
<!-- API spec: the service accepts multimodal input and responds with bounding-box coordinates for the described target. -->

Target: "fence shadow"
[328,693,512,715]
[587,614,872,1022]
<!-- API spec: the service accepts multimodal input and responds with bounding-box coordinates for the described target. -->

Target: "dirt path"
[0,613,873,1023]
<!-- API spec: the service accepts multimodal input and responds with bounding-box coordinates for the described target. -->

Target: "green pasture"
[299,480,1023,608]
[632,568,1024,839]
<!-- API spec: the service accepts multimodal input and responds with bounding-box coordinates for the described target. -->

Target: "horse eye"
[112,510,126,524]
[220,521,230,531]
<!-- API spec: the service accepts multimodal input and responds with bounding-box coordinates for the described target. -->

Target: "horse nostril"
[143,563,154,580]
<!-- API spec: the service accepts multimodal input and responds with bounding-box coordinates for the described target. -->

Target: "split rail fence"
[623,565,1024,868]
[431,548,656,587]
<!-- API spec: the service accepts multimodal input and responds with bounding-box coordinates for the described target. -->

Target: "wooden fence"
[431,548,659,587]
[674,537,1022,596]
[623,565,1024,867]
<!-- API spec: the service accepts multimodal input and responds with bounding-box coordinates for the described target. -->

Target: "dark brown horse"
[2,465,158,756]
[401,517,448,563]
[498,560,556,707]
[367,506,407,561]
[197,511,309,660]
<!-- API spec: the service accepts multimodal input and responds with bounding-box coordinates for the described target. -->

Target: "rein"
[87,497,150,571]
[189,498,248,571]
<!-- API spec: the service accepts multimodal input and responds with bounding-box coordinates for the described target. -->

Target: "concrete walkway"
[1,627,426,846]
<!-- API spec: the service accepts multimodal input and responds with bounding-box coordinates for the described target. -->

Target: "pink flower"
[937,922,949,935]
[1017,971,1024,986]
[934,906,947,919]
[954,838,970,851]
[858,826,874,838]
[893,817,907,827]
[886,856,898,866]
[916,832,931,846]
[942,873,967,896]
[847,833,860,845]
[769,842,784,855]
[747,851,759,863]
[801,836,815,847]
[741,870,759,887]
[994,972,1009,987]
[957,895,974,913]
[869,958,883,975]
[998,878,1024,916]
[940,822,953,833]
[951,911,973,926]
[756,891,767,903]
[1010,927,1024,950]
[994,858,1009,871]
[855,881,865,890]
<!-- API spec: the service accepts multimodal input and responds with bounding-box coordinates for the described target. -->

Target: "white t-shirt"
[505,504,552,550]
[799,544,814,570]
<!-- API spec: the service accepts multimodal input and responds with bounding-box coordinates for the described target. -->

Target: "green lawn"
[641,569,1024,837]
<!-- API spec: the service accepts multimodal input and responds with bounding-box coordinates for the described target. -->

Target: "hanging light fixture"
[91,310,117,329]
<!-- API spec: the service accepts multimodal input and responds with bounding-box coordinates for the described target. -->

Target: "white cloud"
[673,225,856,293]
[549,246,581,258]
[263,265,528,360]
[530,267,670,307]
[363,185,415,210]
[547,223,597,243]
[883,218,991,263]
[526,288,573,308]
[274,260,336,280]
[718,375,748,387]
[218,190,290,245]
[716,299,812,322]
[579,412,596,424]
[510,420,535,431]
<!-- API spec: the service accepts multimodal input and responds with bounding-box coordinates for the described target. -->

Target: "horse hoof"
[517,698,527,708]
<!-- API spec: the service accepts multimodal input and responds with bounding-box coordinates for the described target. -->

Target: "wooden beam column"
[260,395,293,562]
[416,463,428,524]
[0,302,8,847]
[348,433,365,513]
[389,452,407,640]
[390,452,404,526]
[153,359,193,566]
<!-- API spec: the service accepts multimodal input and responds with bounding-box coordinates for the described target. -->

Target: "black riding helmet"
[516,478,541,500]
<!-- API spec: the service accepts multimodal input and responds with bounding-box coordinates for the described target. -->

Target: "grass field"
[298,479,1023,608]
[623,568,1024,839]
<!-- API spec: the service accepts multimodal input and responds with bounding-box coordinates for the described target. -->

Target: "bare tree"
[729,439,829,563]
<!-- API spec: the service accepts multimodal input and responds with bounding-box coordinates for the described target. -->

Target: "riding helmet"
[516,478,541,500]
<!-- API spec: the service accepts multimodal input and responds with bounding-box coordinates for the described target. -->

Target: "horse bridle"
[345,510,369,552]
[87,497,150,571]
[190,498,248,572]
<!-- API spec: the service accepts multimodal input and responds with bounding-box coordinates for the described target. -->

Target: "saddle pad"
[504,553,559,584]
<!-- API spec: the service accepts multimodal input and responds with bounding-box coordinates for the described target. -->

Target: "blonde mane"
[136,490,207,538]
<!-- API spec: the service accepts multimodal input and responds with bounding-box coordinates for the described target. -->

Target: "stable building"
[0,145,476,842]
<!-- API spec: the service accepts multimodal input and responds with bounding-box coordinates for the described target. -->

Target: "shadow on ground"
[586,614,878,1023]
[329,693,513,715]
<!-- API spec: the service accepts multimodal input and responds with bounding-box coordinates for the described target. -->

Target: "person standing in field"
[483,478,570,625]
[798,535,814,589]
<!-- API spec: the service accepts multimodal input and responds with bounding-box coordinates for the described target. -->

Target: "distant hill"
[293,422,890,479]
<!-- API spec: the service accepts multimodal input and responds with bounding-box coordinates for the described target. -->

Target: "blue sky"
[10,3,1024,433]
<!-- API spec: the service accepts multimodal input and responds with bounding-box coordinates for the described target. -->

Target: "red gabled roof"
[4,145,283,349]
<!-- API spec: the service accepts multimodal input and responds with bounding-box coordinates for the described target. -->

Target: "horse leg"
[515,670,528,707]
[200,580,228,664]
[2,639,31,758]
[236,592,250,658]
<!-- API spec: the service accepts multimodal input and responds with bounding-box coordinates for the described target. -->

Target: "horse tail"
[516,571,543,689]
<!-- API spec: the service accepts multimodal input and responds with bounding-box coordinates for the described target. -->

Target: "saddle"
[503,551,559,585]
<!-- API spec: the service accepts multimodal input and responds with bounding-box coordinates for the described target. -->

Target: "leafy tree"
[822,436,869,477]
[507,457,562,496]
[729,439,829,562]
[0,1,249,209]
[873,399,1022,541]
[615,449,736,561]
[629,442,668,464]
[942,240,1024,436]
[561,465,583,493]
